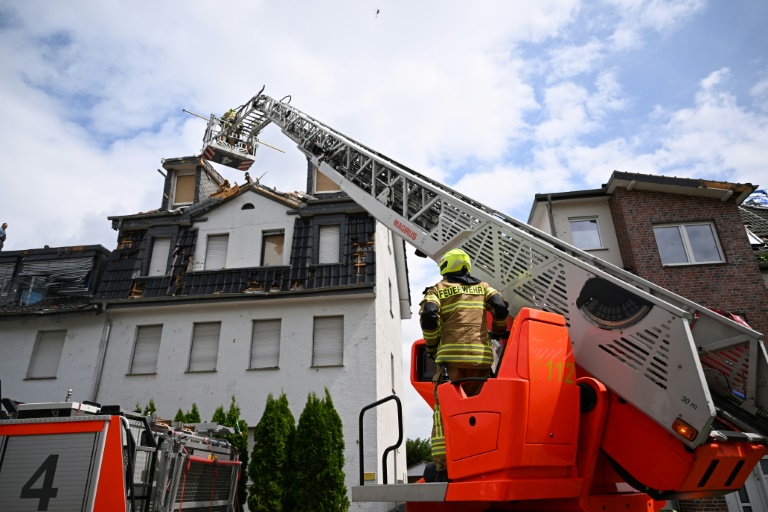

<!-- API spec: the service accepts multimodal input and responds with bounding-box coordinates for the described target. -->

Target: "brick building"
[529,171,768,512]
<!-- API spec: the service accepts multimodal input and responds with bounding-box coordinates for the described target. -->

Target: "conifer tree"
[288,389,349,512]
[248,393,295,512]
[174,403,202,423]
[142,399,157,416]
[187,403,201,423]
[212,396,249,512]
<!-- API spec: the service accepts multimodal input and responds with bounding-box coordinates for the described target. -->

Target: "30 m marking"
[681,395,698,410]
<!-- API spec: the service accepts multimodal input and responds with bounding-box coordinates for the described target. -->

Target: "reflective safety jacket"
[419,272,509,369]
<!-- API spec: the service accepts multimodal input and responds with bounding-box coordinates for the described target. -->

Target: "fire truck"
[0,394,241,512]
[197,89,768,511]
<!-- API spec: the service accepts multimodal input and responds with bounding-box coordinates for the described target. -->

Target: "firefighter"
[420,248,509,482]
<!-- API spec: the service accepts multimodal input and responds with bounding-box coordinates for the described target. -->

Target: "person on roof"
[419,248,509,482]
[0,223,7,251]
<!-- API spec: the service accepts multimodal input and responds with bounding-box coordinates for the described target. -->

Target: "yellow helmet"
[439,249,471,275]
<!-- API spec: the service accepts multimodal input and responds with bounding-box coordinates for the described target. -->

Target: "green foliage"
[212,396,249,512]
[406,438,432,467]
[134,399,156,416]
[757,252,768,262]
[248,393,295,512]
[142,399,156,416]
[187,403,201,423]
[174,403,202,423]
[287,389,349,512]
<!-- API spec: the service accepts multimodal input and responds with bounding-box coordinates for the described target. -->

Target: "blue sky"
[1,0,767,440]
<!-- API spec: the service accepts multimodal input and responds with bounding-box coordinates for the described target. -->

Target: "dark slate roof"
[0,295,98,315]
[740,206,768,266]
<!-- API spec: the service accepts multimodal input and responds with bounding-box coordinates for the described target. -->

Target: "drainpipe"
[547,195,557,237]
[90,301,113,403]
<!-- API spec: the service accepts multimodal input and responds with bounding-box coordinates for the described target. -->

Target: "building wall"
[549,197,624,267]
[0,313,105,403]
[373,223,408,485]
[191,189,295,270]
[95,292,402,511]
[609,188,768,334]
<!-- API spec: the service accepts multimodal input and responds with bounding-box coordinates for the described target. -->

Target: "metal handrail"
[357,394,403,485]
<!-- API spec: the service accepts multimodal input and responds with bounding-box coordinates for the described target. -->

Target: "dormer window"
[173,172,196,205]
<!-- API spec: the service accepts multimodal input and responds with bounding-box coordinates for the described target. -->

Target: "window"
[174,173,195,204]
[27,331,66,379]
[389,278,394,318]
[205,234,229,270]
[312,316,343,367]
[188,322,221,372]
[261,231,284,266]
[314,167,340,193]
[250,319,281,369]
[653,222,724,265]
[129,325,162,374]
[319,225,340,263]
[569,218,603,250]
[0,262,14,297]
[148,237,171,276]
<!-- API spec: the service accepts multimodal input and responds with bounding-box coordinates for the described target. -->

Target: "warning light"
[672,418,698,442]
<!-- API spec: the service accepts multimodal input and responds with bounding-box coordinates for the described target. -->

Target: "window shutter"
[28,331,66,378]
[174,174,196,203]
[319,225,340,263]
[250,319,281,368]
[312,316,343,366]
[148,238,171,276]
[189,322,221,371]
[205,235,229,270]
[130,325,163,374]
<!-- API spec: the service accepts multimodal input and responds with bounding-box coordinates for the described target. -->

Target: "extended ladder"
[205,91,768,446]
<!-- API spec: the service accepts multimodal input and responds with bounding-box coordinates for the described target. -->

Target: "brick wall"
[609,188,768,335]
[677,496,729,512]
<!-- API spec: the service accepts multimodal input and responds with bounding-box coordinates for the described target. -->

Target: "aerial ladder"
[201,90,768,511]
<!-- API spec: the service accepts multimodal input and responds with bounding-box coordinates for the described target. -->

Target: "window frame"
[568,216,604,250]
[173,172,196,205]
[313,166,341,194]
[653,221,725,266]
[249,319,281,370]
[260,230,285,267]
[128,324,163,375]
[311,315,344,368]
[187,322,221,372]
[26,330,66,379]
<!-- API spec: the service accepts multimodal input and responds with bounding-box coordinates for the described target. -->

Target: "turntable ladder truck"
[200,90,768,511]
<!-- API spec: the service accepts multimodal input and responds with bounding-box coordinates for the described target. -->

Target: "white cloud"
[0,0,766,442]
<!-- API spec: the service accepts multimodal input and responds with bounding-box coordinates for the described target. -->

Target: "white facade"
[0,313,105,403]
[528,195,625,267]
[0,177,411,512]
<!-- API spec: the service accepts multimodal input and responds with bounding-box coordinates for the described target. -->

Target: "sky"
[1,0,767,442]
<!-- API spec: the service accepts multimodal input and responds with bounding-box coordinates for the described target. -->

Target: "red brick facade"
[677,496,729,512]
[609,187,768,335]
